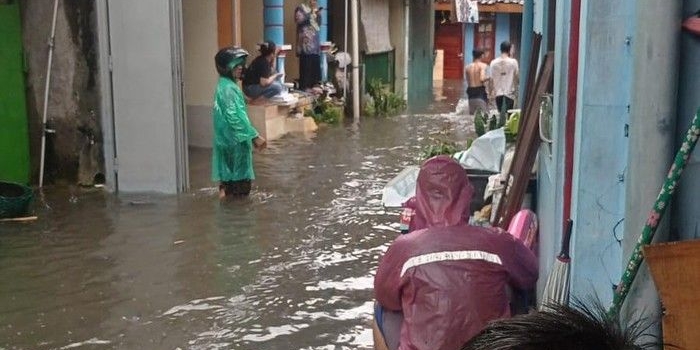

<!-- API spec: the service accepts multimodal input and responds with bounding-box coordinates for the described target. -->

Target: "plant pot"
[0,182,33,219]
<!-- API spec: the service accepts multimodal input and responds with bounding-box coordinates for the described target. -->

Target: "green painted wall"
[0,0,30,184]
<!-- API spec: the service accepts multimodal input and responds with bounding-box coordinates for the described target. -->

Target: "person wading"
[373,156,538,350]
[465,49,490,115]
[211,47,267,199]
[489,41,519,112]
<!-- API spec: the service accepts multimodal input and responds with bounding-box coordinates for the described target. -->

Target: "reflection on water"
[0,82,473,349]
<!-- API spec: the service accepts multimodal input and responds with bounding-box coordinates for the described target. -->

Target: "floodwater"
[0,82,473,349]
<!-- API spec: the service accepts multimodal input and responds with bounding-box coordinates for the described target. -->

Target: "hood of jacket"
[411,156,474,231]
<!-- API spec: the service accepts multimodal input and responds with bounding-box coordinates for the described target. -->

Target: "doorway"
[435,21,465,80]
[474,13,496,63]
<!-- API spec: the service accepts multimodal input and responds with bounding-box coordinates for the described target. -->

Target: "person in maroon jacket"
[373,156,539,350]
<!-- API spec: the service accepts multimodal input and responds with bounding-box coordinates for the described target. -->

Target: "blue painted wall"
[569,0,635,304]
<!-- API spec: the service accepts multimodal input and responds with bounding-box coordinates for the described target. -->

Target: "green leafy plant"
[305,98,344,125]
[363,79,407,117]
[420,126,459,160]
[474,109,487,136]
[473,106,519,144]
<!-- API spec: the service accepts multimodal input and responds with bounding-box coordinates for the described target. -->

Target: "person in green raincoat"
[212,47,267,198]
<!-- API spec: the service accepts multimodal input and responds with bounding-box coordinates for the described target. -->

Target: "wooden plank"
[0,216,38,223]
[645,240,700,350]
[491,34,541,226]
[479,3,524,14]
[494,52,554,228]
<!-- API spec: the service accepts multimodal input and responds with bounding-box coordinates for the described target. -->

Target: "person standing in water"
[212,47,267,199]
[465,49,490,115]
[489,41,519,112]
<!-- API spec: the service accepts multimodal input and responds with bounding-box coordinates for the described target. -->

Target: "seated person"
[242,41,284,102]
[373,156,538,350]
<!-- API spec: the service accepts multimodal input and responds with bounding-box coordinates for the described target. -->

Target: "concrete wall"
[675,0,700,242]
[622,0,681,325]
[20,0,103,185]
[569,0,635,305]
[183,0,218,148]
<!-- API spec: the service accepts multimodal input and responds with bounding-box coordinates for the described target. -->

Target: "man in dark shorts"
[465,49,490,114]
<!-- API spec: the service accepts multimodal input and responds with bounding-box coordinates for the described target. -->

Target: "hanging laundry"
[455,0,479,23]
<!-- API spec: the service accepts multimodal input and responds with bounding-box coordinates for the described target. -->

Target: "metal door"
[101,0,188,193]
[408,0,434,104]
[0,0,30,184]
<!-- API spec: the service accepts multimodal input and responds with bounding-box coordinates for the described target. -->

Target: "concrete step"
[249,101,318,141]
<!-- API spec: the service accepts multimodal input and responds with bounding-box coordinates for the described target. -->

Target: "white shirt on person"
[490,55,519,99]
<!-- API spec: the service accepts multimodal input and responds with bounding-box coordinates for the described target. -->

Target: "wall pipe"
[318,0,328,81]
[403,0,409,100]
[351,0,360,121]
[39,0,60,187]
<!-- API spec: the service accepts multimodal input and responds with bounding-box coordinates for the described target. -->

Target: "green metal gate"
[408,0,434,104]
[0,0,30,184]
[362,50,395,92]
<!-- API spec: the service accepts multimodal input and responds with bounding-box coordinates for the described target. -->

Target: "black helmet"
[215,46,249,77]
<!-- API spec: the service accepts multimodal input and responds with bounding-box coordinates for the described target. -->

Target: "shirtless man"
[465,49,490,114]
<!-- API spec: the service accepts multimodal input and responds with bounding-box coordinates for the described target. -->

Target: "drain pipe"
[351,0,360,121]
[39,0,60,187]
[403,0,409,100]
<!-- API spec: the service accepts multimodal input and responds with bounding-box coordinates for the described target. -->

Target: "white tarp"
[453,128,506,173]
[360,0,393,54]
[381,166,419,208]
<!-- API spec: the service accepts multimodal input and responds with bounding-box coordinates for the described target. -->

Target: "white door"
[104,0,188,193]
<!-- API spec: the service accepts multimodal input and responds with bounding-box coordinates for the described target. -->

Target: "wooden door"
[435,22,464,80]
[474,13,496,63]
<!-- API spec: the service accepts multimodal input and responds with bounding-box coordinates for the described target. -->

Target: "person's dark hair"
[461,300,661,350]
[259,41,277,57]
[472,49,484,60]
[500,41,512,54]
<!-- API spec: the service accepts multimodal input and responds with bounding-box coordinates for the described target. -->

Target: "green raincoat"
[211,76,259,182]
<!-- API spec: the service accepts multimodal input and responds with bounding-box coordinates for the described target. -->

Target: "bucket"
[466,169,498,214]
[0,182,34,219]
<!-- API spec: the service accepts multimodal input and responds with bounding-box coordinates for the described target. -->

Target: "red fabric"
[375,156,538,350]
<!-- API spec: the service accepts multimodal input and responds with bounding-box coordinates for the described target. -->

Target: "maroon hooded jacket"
[374,156,538,350]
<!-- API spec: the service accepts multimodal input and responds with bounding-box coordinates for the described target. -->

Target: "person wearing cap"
[212,47,267,198]
[373,156,538,350]
[243,41,285,103]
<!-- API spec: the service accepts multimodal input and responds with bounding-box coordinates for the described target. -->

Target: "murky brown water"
[0,83,472,349]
